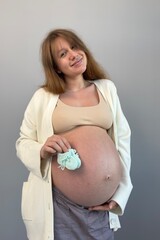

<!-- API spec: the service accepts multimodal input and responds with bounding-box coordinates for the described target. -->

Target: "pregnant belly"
[51,126,122,207]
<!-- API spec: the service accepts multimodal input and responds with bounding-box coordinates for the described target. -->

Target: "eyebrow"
[55,42,77,56]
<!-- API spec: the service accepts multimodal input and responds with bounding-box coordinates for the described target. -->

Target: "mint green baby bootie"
[57,148,81,170]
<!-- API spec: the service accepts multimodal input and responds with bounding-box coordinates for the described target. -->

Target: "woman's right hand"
[40,135,71,160]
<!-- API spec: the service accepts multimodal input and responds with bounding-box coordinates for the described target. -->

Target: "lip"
[71,57,83,67]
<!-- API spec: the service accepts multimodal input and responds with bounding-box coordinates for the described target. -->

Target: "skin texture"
[51,126,122,207]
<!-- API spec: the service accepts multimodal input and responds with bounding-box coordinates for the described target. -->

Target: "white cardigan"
[16,79,133,240]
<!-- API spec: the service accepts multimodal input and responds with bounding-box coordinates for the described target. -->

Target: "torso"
[51,83,122,207]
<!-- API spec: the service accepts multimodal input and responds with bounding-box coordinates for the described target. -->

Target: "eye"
[71,45,77,50]
[60,51,67,58]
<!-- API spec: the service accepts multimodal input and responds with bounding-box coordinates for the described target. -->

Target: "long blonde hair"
[41,29,108,94]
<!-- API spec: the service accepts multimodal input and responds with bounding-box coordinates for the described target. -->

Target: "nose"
[69,49,77,60]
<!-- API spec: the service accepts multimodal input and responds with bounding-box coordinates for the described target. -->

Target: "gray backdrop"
[0,0,160,239]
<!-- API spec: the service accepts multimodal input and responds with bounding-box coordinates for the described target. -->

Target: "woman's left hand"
[88,200,118,211]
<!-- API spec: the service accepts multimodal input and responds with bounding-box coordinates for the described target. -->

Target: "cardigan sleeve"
[16,90,50,179]
[107,81,133,215]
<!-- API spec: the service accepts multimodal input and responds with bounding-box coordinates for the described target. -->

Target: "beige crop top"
[52,89,113,134]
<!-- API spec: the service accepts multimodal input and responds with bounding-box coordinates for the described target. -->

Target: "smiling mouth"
[71,57,83,67]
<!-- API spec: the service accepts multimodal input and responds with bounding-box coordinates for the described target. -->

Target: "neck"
[65,78,90,92]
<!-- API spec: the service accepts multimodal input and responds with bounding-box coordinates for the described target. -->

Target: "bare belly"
[51,126,122,207]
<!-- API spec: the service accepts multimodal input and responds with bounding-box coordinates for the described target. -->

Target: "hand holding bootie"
[57,148,81,170]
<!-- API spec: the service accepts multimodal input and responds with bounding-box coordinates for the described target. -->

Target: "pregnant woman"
[16,29,132,240]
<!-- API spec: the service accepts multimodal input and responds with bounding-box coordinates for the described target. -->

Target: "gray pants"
[53,187,114,240]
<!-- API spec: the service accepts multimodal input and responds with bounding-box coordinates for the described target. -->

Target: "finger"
[53,138,71,153]
[40,146,56,159]
[109,201,118,210]
[49,135,71,152]
[61,137,71,150]
[88,204,110,211]
[45,146,57,154]
[51,141,64,153]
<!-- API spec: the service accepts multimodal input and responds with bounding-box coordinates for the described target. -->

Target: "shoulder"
[32,88,50,99]
[30,88,58,102]
[27,88,58,111]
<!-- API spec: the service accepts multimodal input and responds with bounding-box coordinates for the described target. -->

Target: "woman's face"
[52,37,87,80]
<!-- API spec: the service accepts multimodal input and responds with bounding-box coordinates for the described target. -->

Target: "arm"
[16,90,71,179]
[16,91,47,179]
[109,82,133,215]
[90,80,133,215]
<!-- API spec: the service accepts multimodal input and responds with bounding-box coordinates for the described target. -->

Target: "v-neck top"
[52,89,113,134]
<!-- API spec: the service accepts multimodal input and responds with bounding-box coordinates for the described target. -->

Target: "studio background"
[0,0,160,239]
